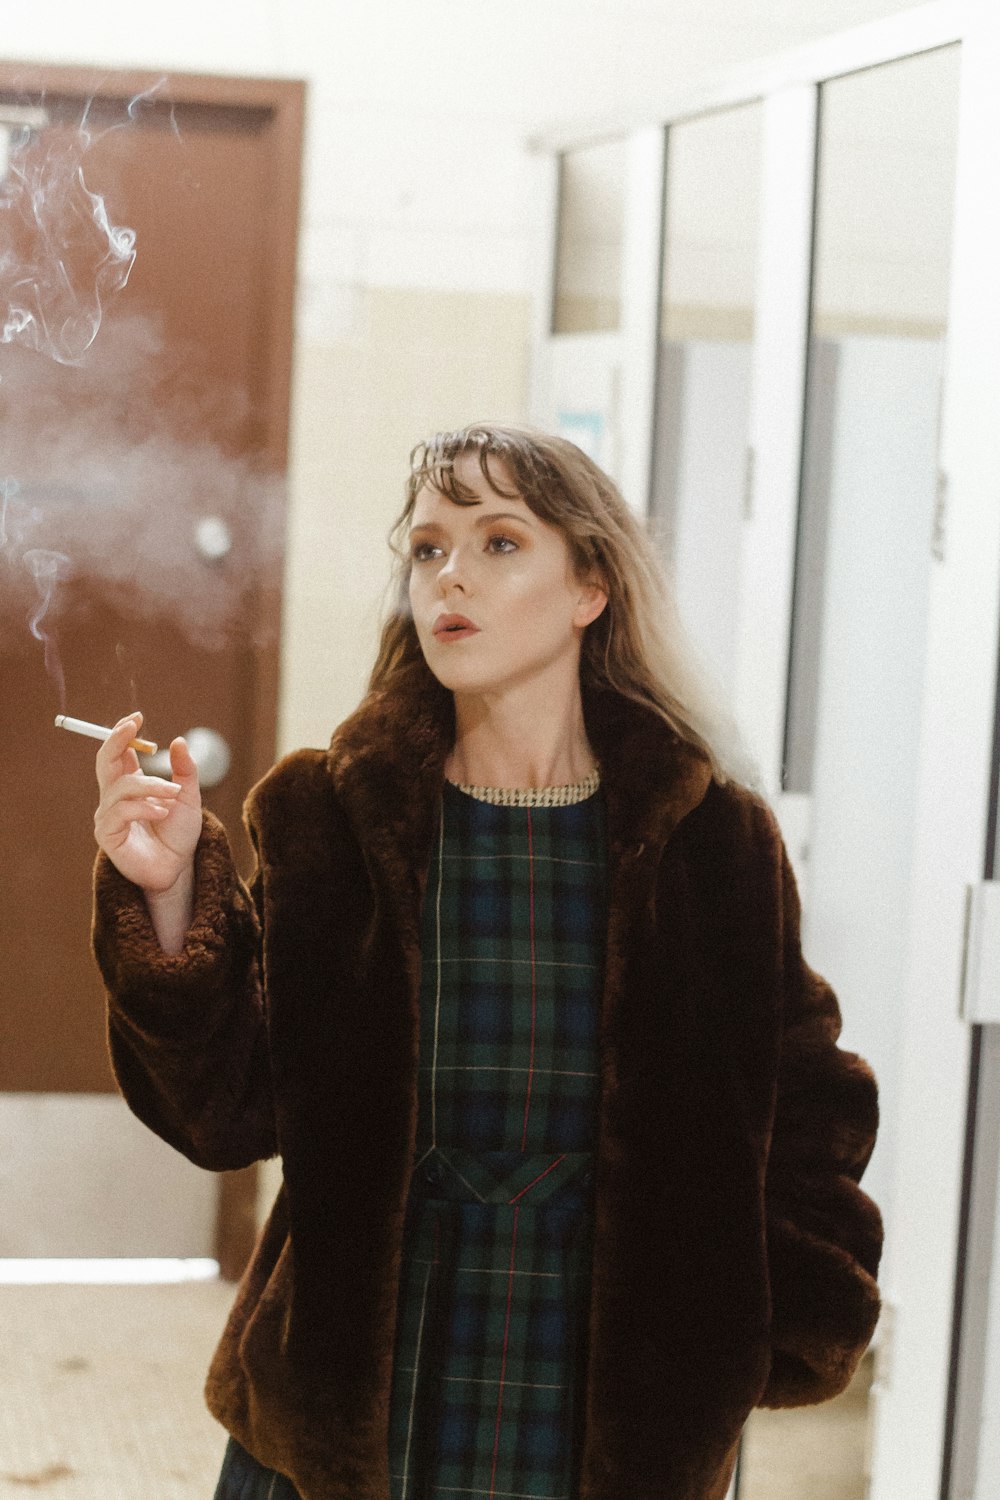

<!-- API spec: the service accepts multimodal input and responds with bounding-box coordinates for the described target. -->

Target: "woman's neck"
[444,680,597,789]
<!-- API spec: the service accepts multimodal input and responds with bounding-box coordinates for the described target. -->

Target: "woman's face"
[407,451,607,701]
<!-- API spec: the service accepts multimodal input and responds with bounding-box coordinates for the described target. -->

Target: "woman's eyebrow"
[409,511,534,536]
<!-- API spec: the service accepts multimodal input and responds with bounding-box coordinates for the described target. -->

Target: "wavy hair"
[368,421,760,789]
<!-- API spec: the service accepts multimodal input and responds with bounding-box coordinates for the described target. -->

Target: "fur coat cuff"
[91,811,259,1037]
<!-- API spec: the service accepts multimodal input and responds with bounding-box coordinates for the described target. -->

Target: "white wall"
[0,1096,216,1256]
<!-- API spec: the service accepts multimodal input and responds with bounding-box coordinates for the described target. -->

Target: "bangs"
[406,428,525,509]
[398,423,604,582]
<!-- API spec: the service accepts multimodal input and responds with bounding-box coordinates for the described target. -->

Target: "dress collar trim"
[446,765,601,807]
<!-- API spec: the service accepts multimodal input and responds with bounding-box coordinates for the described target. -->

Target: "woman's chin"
[426,664,488,695]
[421,651,510,698]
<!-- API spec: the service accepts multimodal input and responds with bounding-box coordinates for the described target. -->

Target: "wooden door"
[0,65,304,1275]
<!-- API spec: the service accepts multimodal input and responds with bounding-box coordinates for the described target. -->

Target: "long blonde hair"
[368,422,760,789]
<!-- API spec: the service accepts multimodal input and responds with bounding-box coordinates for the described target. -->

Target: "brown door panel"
[1,69,303,1105]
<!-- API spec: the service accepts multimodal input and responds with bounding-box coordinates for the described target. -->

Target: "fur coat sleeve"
[91,809,276,1171]
[756,819,883,1407]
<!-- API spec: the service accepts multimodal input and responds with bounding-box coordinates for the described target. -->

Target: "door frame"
[0,60,305,1280]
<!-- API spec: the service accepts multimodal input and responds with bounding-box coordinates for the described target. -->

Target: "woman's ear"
[574,577,609,629]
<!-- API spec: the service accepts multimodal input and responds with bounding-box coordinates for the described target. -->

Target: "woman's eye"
[411,535,518,560]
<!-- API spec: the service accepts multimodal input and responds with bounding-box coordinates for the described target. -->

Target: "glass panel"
[739,45,961,1500]
[552,139,627,334]
[785,46,961,793]
[649,101,764,703]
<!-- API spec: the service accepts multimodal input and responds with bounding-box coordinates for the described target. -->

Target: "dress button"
[424,1160,444,1185]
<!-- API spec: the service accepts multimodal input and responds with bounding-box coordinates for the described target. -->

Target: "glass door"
[773,42,962,1500]
[650,100,764,706]
[787,36,962,1265]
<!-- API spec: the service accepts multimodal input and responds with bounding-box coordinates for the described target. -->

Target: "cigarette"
[54,715,158,755]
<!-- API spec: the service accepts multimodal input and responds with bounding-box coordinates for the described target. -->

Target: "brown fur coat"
[92,669,883,1500]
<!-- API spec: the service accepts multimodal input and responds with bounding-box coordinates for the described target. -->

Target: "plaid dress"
[214,774,608,1500]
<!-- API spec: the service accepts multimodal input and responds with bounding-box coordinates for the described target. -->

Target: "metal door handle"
[143,726,232,789]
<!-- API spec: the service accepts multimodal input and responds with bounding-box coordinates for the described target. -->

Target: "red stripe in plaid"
[490,1202,521,1499]
[510,1154,568,1204]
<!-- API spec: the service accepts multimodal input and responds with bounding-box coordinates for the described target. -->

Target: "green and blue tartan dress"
[213,770,608,1500]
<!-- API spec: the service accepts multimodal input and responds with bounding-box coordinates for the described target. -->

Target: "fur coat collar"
[326,665,717,923]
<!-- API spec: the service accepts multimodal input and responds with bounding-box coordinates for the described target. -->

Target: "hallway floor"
[0,1281,874,1498]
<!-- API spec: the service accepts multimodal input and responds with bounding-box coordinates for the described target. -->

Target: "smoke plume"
[1,111,136,365]
[1,317,285,657]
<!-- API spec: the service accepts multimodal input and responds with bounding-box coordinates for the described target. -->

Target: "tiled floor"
[0,1282,233,1498]
[0,1281,873,1498]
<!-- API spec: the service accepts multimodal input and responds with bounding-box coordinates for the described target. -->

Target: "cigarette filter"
[54,715,158,755]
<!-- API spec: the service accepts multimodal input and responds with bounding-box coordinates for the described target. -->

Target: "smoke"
[0,90,285,710]
[1,112,136,365]
[23,547,71,706]
[1,317,285,658]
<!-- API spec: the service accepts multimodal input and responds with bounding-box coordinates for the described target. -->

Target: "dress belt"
[408,1146,595,1205]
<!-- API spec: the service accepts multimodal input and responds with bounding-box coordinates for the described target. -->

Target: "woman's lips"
[433,614,480,640]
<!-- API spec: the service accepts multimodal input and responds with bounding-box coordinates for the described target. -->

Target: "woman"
[91,422,883,1500]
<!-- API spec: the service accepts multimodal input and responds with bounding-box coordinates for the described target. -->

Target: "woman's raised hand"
[94,713,203,894]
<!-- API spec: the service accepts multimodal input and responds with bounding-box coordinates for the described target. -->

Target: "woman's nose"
[437,552,467,592]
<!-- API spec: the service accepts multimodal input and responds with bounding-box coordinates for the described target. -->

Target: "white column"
[617,125,666,519]
[732,84,817,796]
[526,149,560,427]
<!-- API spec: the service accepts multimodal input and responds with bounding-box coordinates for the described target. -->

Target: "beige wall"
[278,287,534,755]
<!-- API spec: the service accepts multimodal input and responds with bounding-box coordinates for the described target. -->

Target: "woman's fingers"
[95,714,144,794]
[95,795,173,844]
[168,736,201,789]
[101,772,183,809]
